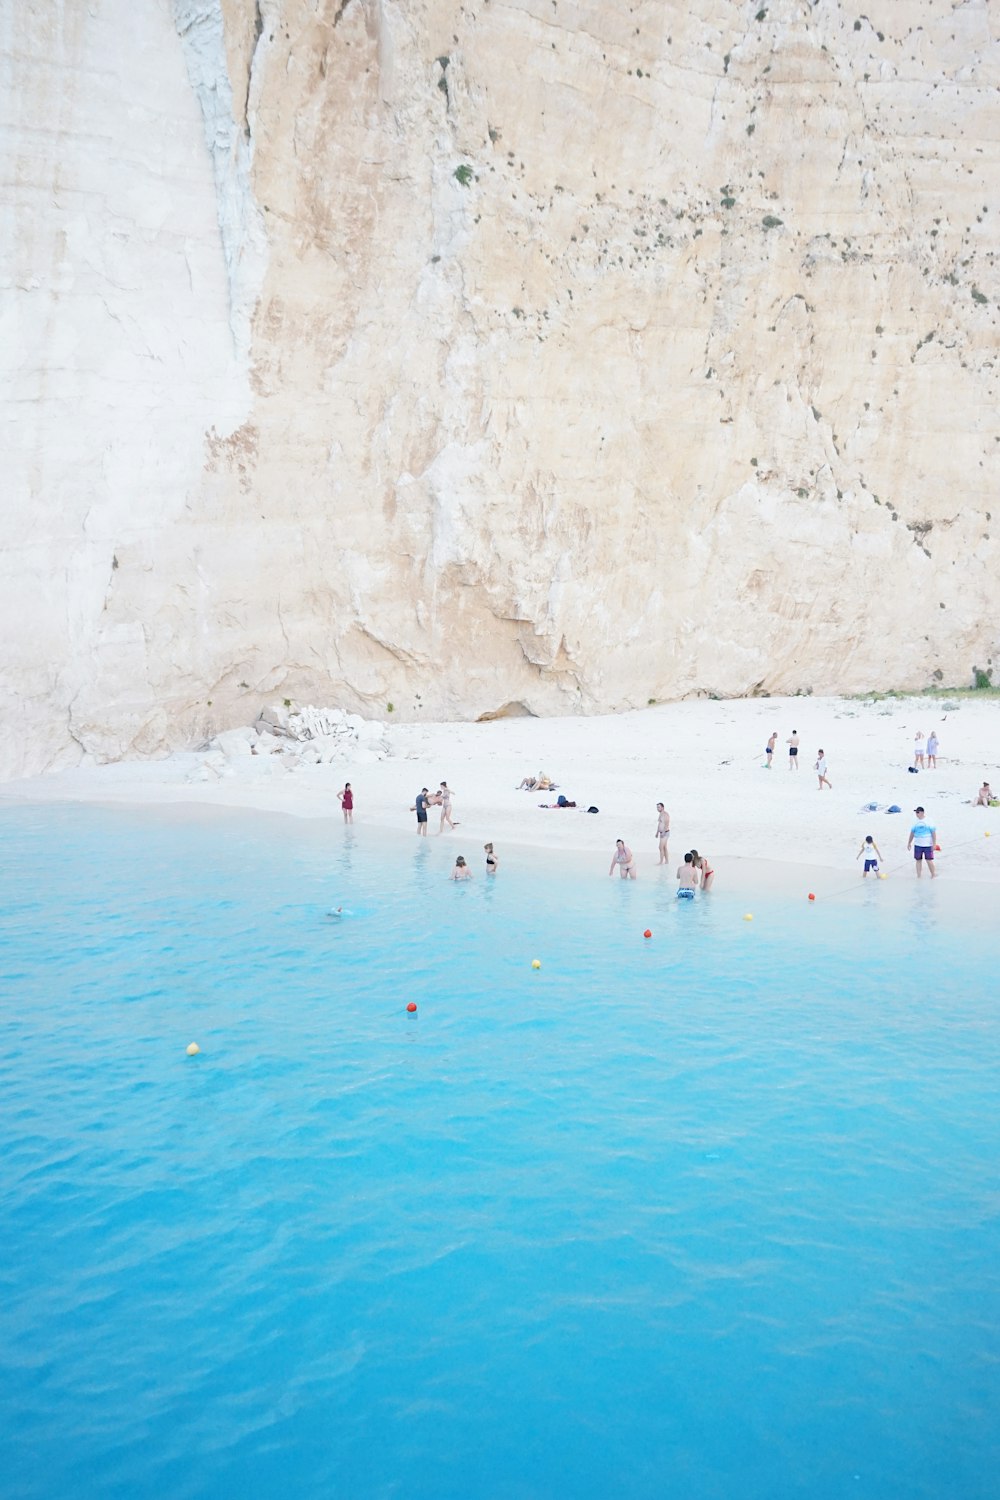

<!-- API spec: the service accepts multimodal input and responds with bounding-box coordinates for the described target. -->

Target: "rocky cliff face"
[3,0,998,776]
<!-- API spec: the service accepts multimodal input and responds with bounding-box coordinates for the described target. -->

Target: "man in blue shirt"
[907,806,937,878]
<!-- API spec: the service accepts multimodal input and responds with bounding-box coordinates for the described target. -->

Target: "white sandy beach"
[3,695,998,893]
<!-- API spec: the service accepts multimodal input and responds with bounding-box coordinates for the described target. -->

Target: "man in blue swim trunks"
[907,806,937,878]
[676,851,697,898]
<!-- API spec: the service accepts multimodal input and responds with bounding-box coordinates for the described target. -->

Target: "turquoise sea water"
[1,804,999,1500]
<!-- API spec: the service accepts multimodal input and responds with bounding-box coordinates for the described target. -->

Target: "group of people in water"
[450,844,497,881]
[610,827,714,895]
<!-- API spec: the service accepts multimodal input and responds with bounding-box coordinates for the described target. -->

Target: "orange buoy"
[808,893,816,901]
[643,928,652,939]
[406,1002,417,1013]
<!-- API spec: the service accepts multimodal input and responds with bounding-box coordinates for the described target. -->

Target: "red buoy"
[808,893,816,901]
[406,1002,417,1013]
[643,928,652,939]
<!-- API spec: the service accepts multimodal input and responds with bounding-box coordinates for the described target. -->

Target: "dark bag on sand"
[908,765,919,774]
[587,806,599,814]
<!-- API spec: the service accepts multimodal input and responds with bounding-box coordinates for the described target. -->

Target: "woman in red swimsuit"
[689,849,715,890]
[337,782,354,824]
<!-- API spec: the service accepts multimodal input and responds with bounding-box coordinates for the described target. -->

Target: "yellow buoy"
[743,914,753,922]
[186,1042,200,1056]
[531,959,541,969]
[878,873,887,880]
[986,831,991,838]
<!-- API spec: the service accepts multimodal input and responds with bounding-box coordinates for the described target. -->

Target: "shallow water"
[2,805,999,1500]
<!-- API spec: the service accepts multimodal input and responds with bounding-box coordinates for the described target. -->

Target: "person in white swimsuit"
[913,732,926,770]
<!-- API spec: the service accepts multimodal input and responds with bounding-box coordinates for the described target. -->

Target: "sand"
[2,695,997,894]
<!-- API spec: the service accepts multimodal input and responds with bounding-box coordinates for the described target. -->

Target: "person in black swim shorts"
[787,730,799,769]
[411,787,430,836]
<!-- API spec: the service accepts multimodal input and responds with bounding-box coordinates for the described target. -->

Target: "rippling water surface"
[1,805,998,1500]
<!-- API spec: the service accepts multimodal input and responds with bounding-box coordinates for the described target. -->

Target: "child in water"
[451,855,473,881]
[856,835,883,877]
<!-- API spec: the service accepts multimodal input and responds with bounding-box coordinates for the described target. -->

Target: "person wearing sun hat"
[907,806,937,878]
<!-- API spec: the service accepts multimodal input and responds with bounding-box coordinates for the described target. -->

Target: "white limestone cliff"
[2,0,998,779]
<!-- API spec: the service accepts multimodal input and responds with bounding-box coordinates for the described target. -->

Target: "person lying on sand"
[518,773,553,790]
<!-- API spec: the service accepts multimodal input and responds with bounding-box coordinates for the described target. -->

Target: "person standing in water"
[689,849,715,890]
[787,730,799,769]
[451,855,473,881]
[856,835,883,876]
[609,839,636,879]
[765,730,778,768]
[655,803,670,864]
[815,750,832,790]
[337,783,354,824]
[437,781,457,833]
[676,852,697,898]
[484,842,498,874]
[411,788,430,836]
